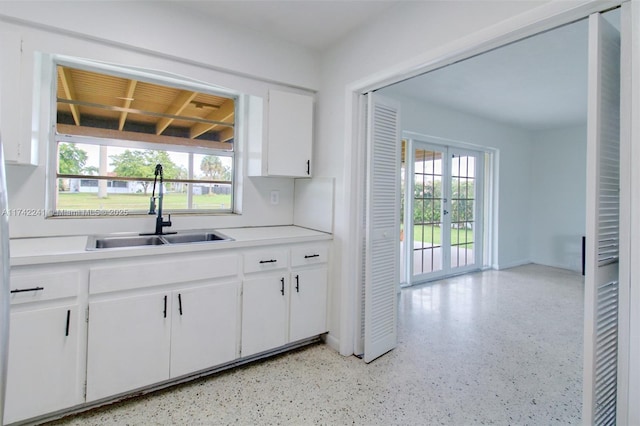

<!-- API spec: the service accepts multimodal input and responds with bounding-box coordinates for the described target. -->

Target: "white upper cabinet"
[0,27,37,165]
[248,89,314,178]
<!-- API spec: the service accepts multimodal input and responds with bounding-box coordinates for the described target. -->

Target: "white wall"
[0,2,319,238]
[529,125,586,271]
[0,1,319,90]
[379,94,534,270]
[317,0,552,353]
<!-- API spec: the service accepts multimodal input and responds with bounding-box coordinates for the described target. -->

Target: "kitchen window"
[52,61,236,216]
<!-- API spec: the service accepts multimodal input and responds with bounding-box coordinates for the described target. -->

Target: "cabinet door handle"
[10,286,44,294]
[163,295,167,318]
[259,259,277,264]
[304,254,320,259]
[295,275,300,293]
[306,160,310,175]
[65,309,70,337]
[178,293,183,316]
[280,277,285,296]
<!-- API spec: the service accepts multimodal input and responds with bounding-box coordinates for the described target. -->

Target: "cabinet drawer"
[10,270,80,304]
[90,253,239,294]
[291,245,328,267]
[243,249,288,274]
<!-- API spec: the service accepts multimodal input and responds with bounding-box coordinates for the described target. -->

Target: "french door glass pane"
[413,148,443,275]
[450,154,475,269]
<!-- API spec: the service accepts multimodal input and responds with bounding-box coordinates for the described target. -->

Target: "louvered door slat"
[584,13,621,425]
[363,94,400,363]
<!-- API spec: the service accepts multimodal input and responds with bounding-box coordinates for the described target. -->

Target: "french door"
[406,140,483,284]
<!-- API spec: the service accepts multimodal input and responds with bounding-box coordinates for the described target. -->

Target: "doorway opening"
[357,5,626,423]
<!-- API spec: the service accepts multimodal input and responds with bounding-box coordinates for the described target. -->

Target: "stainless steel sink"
[161,232,227,244]
[86,230,232,250]
[92,235,166,249]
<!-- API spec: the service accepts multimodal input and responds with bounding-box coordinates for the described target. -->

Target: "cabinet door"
[170,282,240,378]
[0,28,23,163]
[241,275,288,357]
[289,267,328,342]
[267,90,313,177]
[4,305,82,424]
[86,292,171,402]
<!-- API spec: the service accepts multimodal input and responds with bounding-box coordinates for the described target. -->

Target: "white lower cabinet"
[241,275,289,357]
[86,281,240,402]
[289,267,328,342]
[170,282,240,378]
[4,268,85,425]
[7,236,330,423]
[4,305,83,424]
[241,243,329,358]
[86,291,172,402]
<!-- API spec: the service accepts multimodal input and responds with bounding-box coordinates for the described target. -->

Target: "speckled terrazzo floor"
[47,264,583,426]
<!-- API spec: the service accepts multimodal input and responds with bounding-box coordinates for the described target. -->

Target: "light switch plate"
[270,190,279,205]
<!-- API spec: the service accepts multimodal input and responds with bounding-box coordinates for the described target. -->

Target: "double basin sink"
[86,230,232,250]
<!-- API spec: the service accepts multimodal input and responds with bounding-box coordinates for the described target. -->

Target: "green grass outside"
[57,192,231,211]
[413,224,473,249]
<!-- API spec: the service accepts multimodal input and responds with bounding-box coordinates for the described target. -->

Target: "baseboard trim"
[494,259,531,270]
[529,260,581,273]
[325,333,342,354]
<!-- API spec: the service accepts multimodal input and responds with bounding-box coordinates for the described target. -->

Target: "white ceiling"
[173,2,620,132]
[381,18,590,131]
[381,9,620,132]
[175,0,400,51]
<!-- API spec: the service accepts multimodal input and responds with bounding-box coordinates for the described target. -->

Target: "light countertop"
[10,226,332,266]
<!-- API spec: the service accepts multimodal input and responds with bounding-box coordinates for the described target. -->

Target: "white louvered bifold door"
[363,93,400,363]
[583,12,621,426]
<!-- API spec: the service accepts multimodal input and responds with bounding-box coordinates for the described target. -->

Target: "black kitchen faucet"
[143,164,176,236]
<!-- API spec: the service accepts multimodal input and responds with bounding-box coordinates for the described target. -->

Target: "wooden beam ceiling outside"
[156,90,198,135]
[57,124,231,151]
[189,98,235,139]
[218,127,234,142]
[57,66,81,126]
[118,80,138,131]
[56,65,235,147]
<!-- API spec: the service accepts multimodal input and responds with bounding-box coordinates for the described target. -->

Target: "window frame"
[46,55,240,217]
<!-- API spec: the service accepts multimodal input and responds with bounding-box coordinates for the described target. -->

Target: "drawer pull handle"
[280,277,285,296]
[306,160,310,175]
[163,295,167,318]
[304,254,320,259]
[178,293,183,316]
[295,275,300,293]
[65,310,71,337]
[10,286,44,294]
[260,259,277,264]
